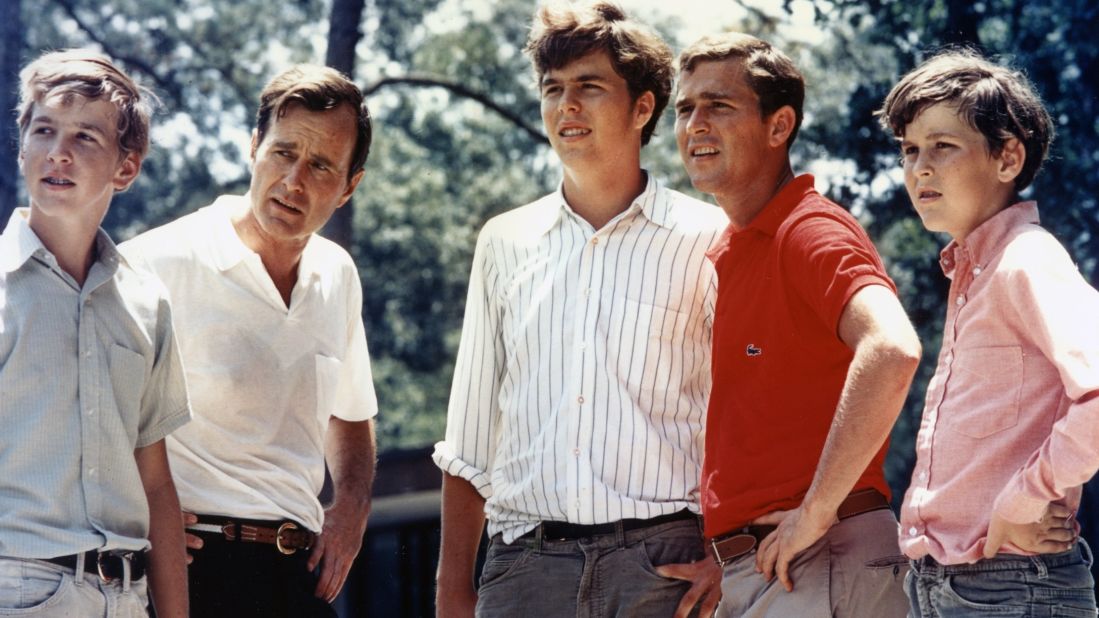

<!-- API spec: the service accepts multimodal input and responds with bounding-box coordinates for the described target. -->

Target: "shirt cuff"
[432,441,493,500]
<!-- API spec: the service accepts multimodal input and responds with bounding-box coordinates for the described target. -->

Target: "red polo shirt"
[702,174,896,538]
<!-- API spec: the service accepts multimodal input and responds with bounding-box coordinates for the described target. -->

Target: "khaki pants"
[717,509,909,617]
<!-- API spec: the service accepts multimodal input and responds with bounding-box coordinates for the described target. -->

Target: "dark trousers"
[188,529,336,618]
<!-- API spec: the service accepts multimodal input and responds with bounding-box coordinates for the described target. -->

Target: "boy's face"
[674,58,783,206]
[19,94,139,228]
[539,49,653,172]
[900,102,1020,242]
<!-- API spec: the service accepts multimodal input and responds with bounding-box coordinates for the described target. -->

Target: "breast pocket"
[108,344,147,443]
[315,354,343,420]
[617,299,694,395]
[945,346,1022,439]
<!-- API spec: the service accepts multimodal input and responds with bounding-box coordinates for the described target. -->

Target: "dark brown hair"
[525,1,672,146]
[877,49,1053,191]
[678,33,805,150]
[18,48,154,160]
[255,65,372,180]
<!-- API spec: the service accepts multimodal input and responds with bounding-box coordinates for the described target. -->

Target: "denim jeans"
[906,540,1098,617]
[475,517,707,618]
[0,556,149,617]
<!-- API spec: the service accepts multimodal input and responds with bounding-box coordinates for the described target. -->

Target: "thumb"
[307,535,325,571]
[983,521,1003,559]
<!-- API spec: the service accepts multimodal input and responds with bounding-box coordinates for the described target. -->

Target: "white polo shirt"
[121,195,378,532]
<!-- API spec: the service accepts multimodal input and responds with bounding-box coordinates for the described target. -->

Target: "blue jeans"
[0,556,148,617]
[475,517,706,618]
[906,540,1097,617]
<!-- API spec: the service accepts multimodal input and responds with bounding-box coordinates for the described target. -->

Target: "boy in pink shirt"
[879,49,1099,616]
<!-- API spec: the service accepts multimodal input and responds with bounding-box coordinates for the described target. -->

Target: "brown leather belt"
[44,550,147,582]
[709,488,890,566]
[188,515,316,555]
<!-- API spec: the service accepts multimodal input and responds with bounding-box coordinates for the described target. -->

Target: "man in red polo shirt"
[674,33,922,616]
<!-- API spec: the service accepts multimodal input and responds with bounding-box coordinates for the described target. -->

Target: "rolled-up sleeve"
[432,229,504,498]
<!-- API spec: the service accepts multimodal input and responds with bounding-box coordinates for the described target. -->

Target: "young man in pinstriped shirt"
[433,2,727,616]
[675,34,920,616]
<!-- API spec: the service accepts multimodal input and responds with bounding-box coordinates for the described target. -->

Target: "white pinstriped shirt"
[433,174,726,542]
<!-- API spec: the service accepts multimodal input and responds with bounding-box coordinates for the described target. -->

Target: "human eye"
[675,103,693,117]
[934,141,954,150]
[32,125,52,135]
[541,83,561,96]
[311,161,330,172]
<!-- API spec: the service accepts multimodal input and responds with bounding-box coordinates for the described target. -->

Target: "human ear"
[996,137,1025,184]
[633,91,656,131]
[111,152,142,192]
[768,106,796,148]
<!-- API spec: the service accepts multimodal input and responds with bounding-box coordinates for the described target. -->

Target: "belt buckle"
[710,532,758,567]
[96,551,128,583]
[276,522,298,555]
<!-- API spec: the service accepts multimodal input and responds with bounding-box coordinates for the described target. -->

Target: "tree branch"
[363,75,548,145]
[52,0,183,103]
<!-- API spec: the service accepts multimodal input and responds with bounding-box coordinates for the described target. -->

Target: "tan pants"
[717,509,909,617]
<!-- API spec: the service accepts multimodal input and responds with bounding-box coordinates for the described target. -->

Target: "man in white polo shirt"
[121,64,377,618]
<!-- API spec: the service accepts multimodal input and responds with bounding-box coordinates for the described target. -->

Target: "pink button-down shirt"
[900,201,1099,564]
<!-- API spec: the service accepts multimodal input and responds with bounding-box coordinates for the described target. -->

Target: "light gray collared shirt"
[0,209,190,558]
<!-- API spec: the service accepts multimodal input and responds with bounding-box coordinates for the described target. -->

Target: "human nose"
[684,108,708,134]
[558,87,581,113]
[912,149,933,177]
[47,137,72,164]
[283,160,307,193]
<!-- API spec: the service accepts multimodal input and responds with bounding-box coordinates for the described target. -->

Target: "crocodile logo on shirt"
[746,344,762,357]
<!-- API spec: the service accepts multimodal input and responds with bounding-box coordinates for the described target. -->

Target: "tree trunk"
[0,0,23,226]
[322,0,366,250]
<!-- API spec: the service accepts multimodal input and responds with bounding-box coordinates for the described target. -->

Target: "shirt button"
[87,408,96,416]
[583,288,592,296]
[88,468,97,476]
[573,448,580,456]
[972,266,982,276]
[579,342,587,350]
[577,395,585,404]
[908,526,918,536]
[918,471,927,481]
[956,296,966,306]
[591,237,599,245]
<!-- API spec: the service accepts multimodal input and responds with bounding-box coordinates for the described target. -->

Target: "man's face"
[539,49,652,169]
[675,59,775,203]
[248,103,363,247]
[20,94,139,229]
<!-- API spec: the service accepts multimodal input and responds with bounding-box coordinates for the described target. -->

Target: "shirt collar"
[0,208,121,274]
[207,194,321,282]
[0,209,44,272]
[208,194,261,272]
[743,174,817,237]
[538,171,676,235]
[939,201,1039,277]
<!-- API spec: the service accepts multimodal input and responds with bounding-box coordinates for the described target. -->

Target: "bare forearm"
[436,473,487,589]
[145,476,189,618]
[803,285,921,521]
[326,418,376,530]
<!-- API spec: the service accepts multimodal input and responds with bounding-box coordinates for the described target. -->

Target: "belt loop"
[614,520,626,548]
[1030,555,1049,580]
[122,556,132,591]
[74,553,86,587]
[1080,539,1094,567]
[534,524,544,551]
